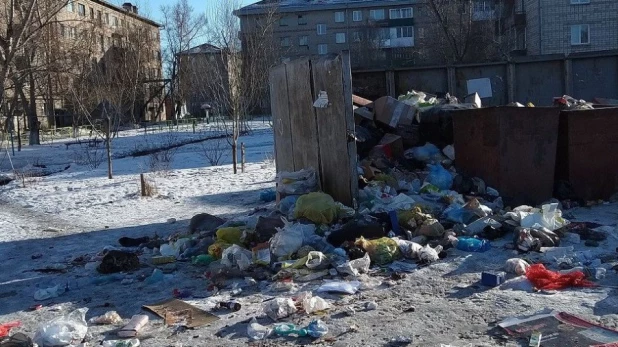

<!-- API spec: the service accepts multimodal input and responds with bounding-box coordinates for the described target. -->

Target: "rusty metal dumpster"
[452,107,561,206]
[556,107,618,201]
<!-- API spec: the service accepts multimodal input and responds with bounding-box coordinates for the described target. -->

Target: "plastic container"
[102,339,140,347]
[455,237,491,252]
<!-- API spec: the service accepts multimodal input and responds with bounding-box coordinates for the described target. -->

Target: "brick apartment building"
[44,1,164,128]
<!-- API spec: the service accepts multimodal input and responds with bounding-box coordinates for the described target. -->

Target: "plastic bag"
[207,242,231,259]
[525,264,595,290]
[317,281,361,295]
[419,245,442,262]
[305,251,327,269]
[299,292,331,314]
[464,217,502,236]
[216,227,243,245]
[270,219,314,258]
[278,196,298,215]
[221,245,253,271]
[88,311,122,325]
[102,339,140,347]
[505,258,530,276]
[336,253,371,276]
[247,317,272,341]
[418,219,445,237]
[306,320,328,338]
[520,203,569,231]
[395,240,423,259]
[34,308,88,346]
[0,321,20,338]
[263,298,297,321]
[404,143,441,162]
[294,192,340,225]
[426,164,453,191]
[276,169,318,195]
[355,237,402,266]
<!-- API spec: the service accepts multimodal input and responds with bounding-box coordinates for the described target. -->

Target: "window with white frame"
[59,24,66,38]
[353,11,362,22]
[418,27,425,39]
[336,32,346,44]
[69,27,76,39]
[390,8,413,19]
[571,24,590,45]
[369,9,385,20]
[299,35,308,46]
[317,24,327,35]
[473,0,492,13]
[318,44,328,55]
[352,31,362,42]
[112,16,118,27]
[67,2,74,12]
[77,3,86,16]
[104,13,110,25]
[335,11,345,23]
[280,37,290,47]
[570,0,590,4]
[395,26,414,38]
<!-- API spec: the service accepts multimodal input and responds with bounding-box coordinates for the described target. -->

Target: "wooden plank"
[341,51,360,208]
[285,58,321,179]
[311,55,356,206]
[352,94,372,107]
[269,62,294,172]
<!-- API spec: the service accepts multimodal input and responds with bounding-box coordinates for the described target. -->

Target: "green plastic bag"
[355,237,402,265]
[294,192,340,225]
[216,227,243,245]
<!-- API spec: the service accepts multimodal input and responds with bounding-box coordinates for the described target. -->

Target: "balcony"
[514,12,526,27]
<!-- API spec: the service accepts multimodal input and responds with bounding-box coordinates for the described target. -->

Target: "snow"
[1,119,618,346]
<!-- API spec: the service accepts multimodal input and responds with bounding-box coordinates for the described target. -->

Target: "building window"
[395,26,414,38]
[335,11,345,23]
[77,3,85,16]
[100,35,104,52]
[298,15,307,25]
[89,7,94,19]
[59,24,66,38]
[97,11,102,24]
[370,9,385,21]
[570,0,590,3]
[473,1,492,13]
[418,27,425,39]
[299,35,308,46]
[317,24,327,35]
[571,24,590,45]
[318,44,328,55]
[336,32,346,44]
[68,27,76,39]
[279,17,288,26]
[352,31,362,42]
[112,16,118,27]
[67,2,74,12]
[104,13,110,25]
[353,11,362,22]
[390,8,413,19]
[280,37,290,47]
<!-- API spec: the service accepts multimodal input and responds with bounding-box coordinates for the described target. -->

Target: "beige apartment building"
[48,0,164,127]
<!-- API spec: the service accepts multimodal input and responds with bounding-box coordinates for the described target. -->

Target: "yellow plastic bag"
[294,192,340,225]
[208,242,231,259]
[355,237,401,265]
[216,227,242,245]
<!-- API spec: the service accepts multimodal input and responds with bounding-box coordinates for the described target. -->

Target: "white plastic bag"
[221,245,253,271]
[305,251,327,269]
[247,317,272,341]
[505,258,530,276]
[336,253,370,276]
[464,217,502,236]
[419,245,442,262]
[298,292,331,314]
[520,203,569,231]
[317,281,361,295]
[263,298,297,321]
[34,308,89,346]
[276,169,318,195]
[270,219,312,258]
[88,311,123,325]
[395,240,423,259]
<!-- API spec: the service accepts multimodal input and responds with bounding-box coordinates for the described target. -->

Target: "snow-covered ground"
[1,121,618,347]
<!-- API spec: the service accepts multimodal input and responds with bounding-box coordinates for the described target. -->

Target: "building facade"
[524,0,618,55]
[47,1,164,128]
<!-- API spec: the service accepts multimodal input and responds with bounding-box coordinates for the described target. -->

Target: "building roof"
[91,0,161,27]
[234,0,420,16]
[178,43,222,55]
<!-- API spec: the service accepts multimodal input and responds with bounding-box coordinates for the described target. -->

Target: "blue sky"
[113,0,259,22]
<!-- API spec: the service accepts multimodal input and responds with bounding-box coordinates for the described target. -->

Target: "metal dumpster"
[556,107,618,201]
[452,107,561,206]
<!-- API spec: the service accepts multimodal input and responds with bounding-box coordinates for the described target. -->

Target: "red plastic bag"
[526,264,596,290]
[0,321,21,338]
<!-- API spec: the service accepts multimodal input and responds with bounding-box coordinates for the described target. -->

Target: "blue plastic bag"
[426,164,453,190]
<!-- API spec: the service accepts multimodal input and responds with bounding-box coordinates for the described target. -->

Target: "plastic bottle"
[274,324,308,337]
[455,237,491,252]
[102,339,140,347]
[306,319,328,338]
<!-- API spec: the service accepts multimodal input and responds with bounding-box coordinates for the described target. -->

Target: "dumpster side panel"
[561,108,618,200]
[453,107,560,206]
[572,57,618,102]
[514,61,563,106]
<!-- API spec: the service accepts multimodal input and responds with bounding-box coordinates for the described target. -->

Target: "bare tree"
[160,0,207,123]
[200,0,279,174]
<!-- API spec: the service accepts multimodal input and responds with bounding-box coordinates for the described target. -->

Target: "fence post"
[447,67,457,96]
[140,173,146,197]
[241,142,246,173]
[386,71,396,97]
[507,62,516,103]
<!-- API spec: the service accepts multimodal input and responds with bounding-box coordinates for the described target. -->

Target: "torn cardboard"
[143,298,219,328]
[374,97,416,128]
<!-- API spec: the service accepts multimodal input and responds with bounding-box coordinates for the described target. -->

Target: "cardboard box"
[354,106,374,124]
[374,96,416,128]
[378,133,404,158]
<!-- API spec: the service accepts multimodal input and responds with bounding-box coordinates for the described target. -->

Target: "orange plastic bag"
[525,264,596,290]
[0,321,21,337]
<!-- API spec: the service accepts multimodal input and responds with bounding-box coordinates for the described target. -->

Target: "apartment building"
[524,0,618,55]
[50,1,164,127]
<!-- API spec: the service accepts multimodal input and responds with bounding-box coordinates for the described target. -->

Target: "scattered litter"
[88,311,122,325]
[143,299,219,328]
[118,315,148,338]
[263,298,297,321]
[33,308,88,347]
[317,281,361,295]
